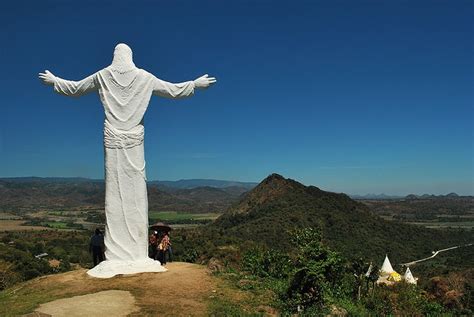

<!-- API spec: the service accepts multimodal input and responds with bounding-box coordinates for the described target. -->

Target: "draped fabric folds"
[52,64,194,277]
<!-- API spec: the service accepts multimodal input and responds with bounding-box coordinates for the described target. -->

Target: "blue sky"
[0,0,472,195]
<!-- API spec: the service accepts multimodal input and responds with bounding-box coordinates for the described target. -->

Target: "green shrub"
[363,283,446,316]
[281,227,345,313]
[242,248,292,279]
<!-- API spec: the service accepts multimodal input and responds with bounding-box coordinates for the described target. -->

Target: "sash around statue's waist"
[103,121,144,149]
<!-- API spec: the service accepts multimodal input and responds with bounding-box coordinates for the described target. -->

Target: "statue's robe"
[53,67,194,276]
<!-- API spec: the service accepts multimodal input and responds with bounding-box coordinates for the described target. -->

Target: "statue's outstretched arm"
[153,74,216,99]
[39,70,98,97]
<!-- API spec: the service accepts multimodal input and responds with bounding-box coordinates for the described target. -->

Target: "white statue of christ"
[39,43,216,278]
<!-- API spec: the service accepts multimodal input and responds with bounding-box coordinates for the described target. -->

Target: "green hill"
[213,174,473,264]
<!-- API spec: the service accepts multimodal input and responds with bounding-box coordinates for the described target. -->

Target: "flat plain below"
[0,220,54,232]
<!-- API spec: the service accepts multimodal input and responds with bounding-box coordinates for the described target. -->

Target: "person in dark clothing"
[167,232,173,262]
[149,231,158,259]
[167,246,173,262]
[89,228,105,267]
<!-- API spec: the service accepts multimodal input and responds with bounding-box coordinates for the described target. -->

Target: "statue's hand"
[38,70,56,86]
[194,74,216,89]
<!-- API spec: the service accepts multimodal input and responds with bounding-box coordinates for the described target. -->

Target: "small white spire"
[404,267,417,284]
[380,255,395,274]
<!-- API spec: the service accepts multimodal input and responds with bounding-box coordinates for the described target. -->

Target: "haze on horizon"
[0,0,472,196]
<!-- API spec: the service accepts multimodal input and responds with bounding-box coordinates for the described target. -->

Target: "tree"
[367,263,379,296]
[284,227,344,312]
[350,257,368,300]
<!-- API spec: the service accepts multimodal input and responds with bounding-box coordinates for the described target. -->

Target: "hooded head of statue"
[110,43,136,73]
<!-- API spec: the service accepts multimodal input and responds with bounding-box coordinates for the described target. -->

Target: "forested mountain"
[213,174,473,263]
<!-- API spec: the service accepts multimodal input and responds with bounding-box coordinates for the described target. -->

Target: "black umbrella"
[149,222,172,232]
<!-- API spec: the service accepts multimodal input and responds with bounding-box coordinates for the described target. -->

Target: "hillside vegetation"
[212,174,472,263]
[165,174,472,314]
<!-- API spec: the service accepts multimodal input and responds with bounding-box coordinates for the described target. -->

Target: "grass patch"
[209,270,281,316]
[208,297,264,317]
[0,282,68,316]
[42,221,68,229]
[47,211,65,216]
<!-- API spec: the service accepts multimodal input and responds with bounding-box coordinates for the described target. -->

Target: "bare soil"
[37,290,139,317]
[5,262,216,316]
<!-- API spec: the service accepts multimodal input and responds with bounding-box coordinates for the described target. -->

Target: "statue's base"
[87,258,167,278]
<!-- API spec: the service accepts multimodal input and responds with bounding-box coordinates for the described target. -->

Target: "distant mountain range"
[350,193,404,200]
[2,177,469,198]
[0,177,257,189]
[149,179,257,189]
[350,193,468,200]
[0,177,250,213]
[0,177,103,183]
[404,193,463,199]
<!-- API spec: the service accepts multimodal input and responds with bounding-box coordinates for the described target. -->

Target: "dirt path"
[7,262,216,317]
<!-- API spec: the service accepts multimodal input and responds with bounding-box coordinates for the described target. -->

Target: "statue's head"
[111,43,136,72]
[113,43,133,61]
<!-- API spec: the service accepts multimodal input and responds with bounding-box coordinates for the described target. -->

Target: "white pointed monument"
[365,263,373,277]
[403,267,417,284]
[380,255,395,274]
[39,44,216,278]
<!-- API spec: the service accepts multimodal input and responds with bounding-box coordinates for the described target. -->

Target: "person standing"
[167,232,173,262]
[158,232,171,265]
[90,228,105,267]
[149,231,158,259]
